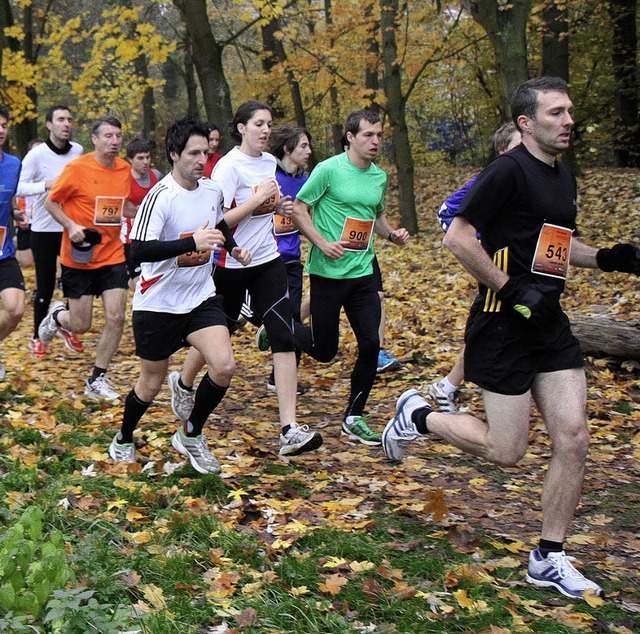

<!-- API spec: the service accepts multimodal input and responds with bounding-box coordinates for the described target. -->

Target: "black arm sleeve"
[131,236,197,264]
[216,218,238,252]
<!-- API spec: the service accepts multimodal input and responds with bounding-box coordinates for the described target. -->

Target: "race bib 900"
[340,217,374,251]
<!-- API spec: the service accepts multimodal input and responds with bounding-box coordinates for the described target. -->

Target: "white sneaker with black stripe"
[167,371,195,422]
[525,549,604,599]
[85,375,120,401]
[279,422,323,456]
[171,428,220,474]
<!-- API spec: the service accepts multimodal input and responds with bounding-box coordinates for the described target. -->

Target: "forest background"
[0,0,639,232]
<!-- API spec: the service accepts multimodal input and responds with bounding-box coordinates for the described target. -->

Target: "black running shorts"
[61,263,128,299]
[464,299,583,395]
[16,227,31,251]
[133,295,227,361]
[0,257,25,292]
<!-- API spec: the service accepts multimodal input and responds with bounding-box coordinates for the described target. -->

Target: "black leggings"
[294,274,381,418]
[31,231,62,337]
[214,257,295,353]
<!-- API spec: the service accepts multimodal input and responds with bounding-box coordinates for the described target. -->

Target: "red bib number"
[0,226,6,256]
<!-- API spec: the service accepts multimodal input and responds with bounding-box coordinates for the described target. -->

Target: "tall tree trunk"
[609,0,640,167]
[541,0,578,172]
[120,0,157,146]
[380,0,418,234]
[175,0,233,138]
[16,2,37,154]
[463,0,531,119]
[364,1,380,112]
[324,0,344,154]
[541,0,569,78]
[134,52,157,145]
[261,18,306,127]
[183,37,199,118]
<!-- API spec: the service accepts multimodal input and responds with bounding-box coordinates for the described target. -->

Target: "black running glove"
[496,279,554,325]
[596,243,640,275]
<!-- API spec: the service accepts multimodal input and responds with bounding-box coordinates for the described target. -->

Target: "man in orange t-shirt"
[40,115,135,402]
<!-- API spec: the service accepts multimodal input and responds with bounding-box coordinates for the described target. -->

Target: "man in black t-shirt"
[383,77,640,601]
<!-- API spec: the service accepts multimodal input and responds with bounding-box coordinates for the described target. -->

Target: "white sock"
[439,377,458,395]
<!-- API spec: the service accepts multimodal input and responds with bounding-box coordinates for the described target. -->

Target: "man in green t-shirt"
[291,109,409,445]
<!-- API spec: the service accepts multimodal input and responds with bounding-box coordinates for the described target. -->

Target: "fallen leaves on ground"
[1,166,639,631]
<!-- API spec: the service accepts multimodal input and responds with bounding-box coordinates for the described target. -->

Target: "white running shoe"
[167,371,195,422]
[428,381,459,413]
[38,300,65,345]
[84,375,120,402]
[279,422,323,456]
[382,388,431,463]
[171,428,220,474]
[525,549,604,599]
[0,354,5,382]
[108,434,136,463]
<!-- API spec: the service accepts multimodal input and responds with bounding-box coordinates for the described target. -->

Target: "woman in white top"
[170,101,322,458]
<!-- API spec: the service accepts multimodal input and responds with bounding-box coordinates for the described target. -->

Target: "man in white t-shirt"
[17,105,84,358]
[108,116,251,474]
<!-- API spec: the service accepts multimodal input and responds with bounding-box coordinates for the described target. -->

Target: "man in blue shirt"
[0,104,26,381]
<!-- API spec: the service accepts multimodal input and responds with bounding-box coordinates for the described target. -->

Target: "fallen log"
[568,314,640,360]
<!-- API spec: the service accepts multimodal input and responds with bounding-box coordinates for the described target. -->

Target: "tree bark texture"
[609,0,640,167]
[569,314,640,360]
[261,18,307,128]
[463,0,531,120]
[540,0,578,173]
[380,0,418,234]
[324,0,344,154]
[176,0,233,141]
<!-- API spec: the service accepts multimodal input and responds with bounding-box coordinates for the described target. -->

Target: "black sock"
[412,407,431,434]
[119,390,151,444]
[52,306,65,327]
[538,539,563,558]
[178,376,193,392]
[90,366,108,382]
[281,424,291,436]
[187,373,227,437]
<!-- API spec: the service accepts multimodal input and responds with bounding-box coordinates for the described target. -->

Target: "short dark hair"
[45,105,71,123]
[208,123,220,134]
[344,110,381,137]
[511,77,569,132]
[229,100,273,143]
[91,115,122,136]
[126,137,150,159]
[165,116,209,165]
[0,105,10,121]
[269,124,312,160]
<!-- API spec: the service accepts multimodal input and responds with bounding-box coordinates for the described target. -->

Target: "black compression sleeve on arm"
[130,237,197,264]
[216,218,238,252]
